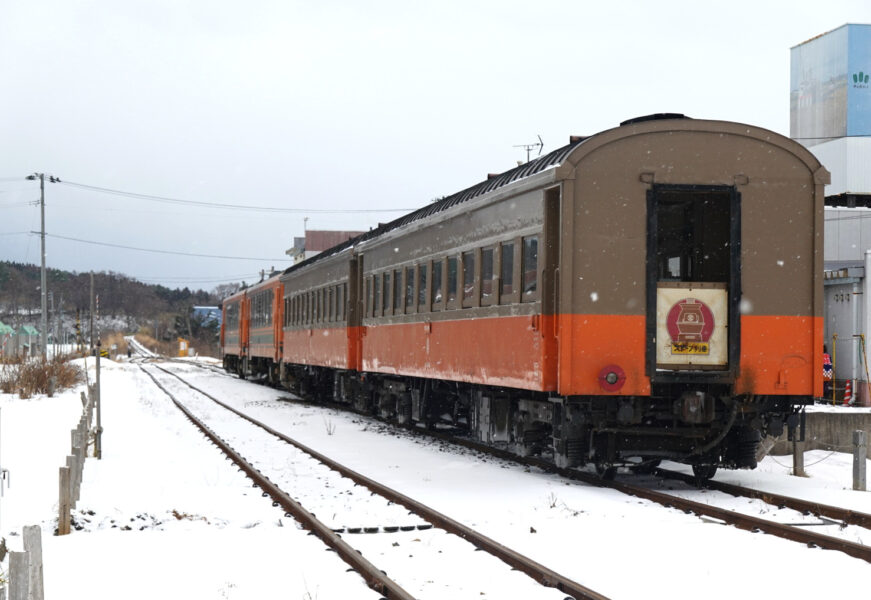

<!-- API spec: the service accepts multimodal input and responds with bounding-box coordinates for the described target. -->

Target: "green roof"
[0,321,12,335]
[16,325,39,336]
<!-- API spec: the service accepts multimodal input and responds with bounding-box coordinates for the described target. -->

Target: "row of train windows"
[250,290,274,328]
[366,235,539,317]
[280,235,538,327]
[284,282,348,327]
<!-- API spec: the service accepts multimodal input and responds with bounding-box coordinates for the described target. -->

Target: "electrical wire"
[37,232,293,262]
[57,180,415,214]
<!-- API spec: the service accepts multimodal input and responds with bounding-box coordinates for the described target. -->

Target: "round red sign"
[665,298,715,343]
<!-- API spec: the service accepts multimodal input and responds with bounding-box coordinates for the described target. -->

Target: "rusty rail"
[139,366,415,600]
[655,467,871,530]
[153,364,609,600]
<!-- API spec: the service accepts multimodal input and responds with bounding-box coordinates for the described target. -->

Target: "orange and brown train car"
[249,114,827,478]
[221,274,284,383]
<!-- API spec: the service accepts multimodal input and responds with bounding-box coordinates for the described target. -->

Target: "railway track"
[654,467,871,530]
[425,428,871,564]
[192,369,871,565]
[141,363,608,600]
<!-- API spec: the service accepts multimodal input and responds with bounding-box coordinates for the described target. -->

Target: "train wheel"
[595,463,617,480]
[691,464,718,482]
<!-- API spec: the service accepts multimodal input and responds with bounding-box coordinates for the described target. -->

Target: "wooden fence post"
[58,466,71,535]
[8,551,29,600]
[23,525,44,600]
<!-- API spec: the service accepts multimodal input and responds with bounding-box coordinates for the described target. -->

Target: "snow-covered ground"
[0,357,870,599]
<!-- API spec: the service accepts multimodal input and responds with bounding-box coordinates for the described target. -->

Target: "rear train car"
[220,288,247,376]
[278,115,828,477]
[221,275,284,381]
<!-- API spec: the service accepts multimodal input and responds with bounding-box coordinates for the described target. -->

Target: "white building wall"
[810,137,871,195]
[825,207,871,260]
[824,279,863,381]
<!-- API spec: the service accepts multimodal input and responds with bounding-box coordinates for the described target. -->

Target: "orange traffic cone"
[843,379,852,406]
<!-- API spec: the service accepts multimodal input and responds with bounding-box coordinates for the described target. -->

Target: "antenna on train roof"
[513,135,543,163]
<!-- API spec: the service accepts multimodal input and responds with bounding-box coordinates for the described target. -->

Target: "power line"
[135,275,262,285]
[57,180,415,214]
[35,232,294,262]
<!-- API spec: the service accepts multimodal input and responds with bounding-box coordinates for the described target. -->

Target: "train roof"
[282,132,591,276]
[282,113,822,276]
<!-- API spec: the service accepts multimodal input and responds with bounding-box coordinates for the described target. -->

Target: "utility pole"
[89,273,95,353]
[26,173,60,360]
[49,291,54,357]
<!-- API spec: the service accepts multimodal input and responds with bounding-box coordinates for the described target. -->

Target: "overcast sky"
[2,1,870,292]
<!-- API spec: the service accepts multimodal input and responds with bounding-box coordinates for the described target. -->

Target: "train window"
[226,302,239,329]
[431,259,443,309]
[501,242,515,298]
[481,247,494,305]
[382,272,391,316]
[373,273,381,318]
[522,236,538,299]
[393,269,403,311]
[365,277,372,318]
[462,251,475,305]
[337,284,344,321]
[655,190,730,283]
[328,287,335,322]
[418,264,428,310]
[405,266,415,312]
[447,256,458,306]
[304,293,309,325]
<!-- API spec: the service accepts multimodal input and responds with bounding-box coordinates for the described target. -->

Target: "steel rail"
[153,363,609,600]
[654,467,871,530]
[139,366,415,600]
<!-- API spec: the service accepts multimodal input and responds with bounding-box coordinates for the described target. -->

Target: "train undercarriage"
[271,362,806,481]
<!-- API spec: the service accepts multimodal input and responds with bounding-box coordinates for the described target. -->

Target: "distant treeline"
[0,261,243,355]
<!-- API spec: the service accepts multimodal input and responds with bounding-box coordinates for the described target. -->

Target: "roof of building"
[305,230,366,252]
[17,325,39,336]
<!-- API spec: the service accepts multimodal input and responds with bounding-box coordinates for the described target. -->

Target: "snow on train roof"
[282,135,587,276]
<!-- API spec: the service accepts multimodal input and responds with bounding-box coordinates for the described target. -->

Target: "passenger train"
[221,114,829,479]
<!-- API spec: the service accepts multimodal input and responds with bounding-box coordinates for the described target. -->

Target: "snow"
[1,357,870,599]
